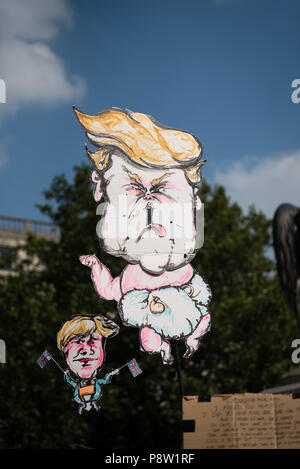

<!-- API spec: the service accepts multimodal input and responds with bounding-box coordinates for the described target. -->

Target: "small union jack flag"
[127,358,142,377]
[36,350,52,368]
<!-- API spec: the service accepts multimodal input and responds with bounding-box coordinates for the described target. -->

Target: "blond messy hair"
[73,107,206,186]
[57,314,119,352]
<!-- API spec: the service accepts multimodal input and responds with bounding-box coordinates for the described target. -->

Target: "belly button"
[149,297,165,314]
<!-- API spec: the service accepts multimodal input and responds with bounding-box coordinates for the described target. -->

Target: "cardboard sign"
[183,393,300,449]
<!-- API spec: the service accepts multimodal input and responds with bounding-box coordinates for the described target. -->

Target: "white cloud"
[0,39,85,107]
[0,0,72,41]
[213,149,300,218]
[0,0,85,114]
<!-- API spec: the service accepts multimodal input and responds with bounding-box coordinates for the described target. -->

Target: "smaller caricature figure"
[57,314,119,415]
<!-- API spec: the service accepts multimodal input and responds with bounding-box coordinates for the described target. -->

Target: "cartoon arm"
[64,370,77,388]
[79,255,122,301]
[97,369,120,386]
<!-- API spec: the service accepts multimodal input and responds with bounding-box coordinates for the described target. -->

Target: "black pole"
[173,342,185,397]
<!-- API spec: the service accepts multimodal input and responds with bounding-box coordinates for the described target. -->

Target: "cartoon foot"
[92,402,100,412]
[183,314,211,359]
[161,349,175,365]
[183,346,197,359]
[140,326,174,364]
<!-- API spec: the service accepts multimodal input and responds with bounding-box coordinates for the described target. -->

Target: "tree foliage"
[0,163,296,449]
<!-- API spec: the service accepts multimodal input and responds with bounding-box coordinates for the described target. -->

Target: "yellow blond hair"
[57,314,119,352]
[73,107,206,186]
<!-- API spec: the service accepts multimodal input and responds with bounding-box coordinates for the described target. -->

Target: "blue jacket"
[64,371,112,405]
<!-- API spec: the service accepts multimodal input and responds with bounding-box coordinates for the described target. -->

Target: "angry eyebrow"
[122,165,143,186]
[151,172,172,187]
[122,165,172,188]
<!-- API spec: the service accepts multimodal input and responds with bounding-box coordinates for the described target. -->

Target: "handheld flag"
[36,350,52,368]
[127,358,142,377]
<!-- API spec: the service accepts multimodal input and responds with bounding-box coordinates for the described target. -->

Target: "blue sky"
[0,0,299,221]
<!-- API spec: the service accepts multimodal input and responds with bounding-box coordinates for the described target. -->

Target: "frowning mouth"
[137,224,166,241]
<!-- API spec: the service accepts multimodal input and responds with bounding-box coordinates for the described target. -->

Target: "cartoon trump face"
[74,107,205,275]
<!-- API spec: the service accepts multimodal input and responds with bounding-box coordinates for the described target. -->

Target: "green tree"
[0,164,296,449]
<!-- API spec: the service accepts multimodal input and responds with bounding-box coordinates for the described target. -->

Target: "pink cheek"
[65,342,82,353]
[162,184,176,190]
[96,348,104,368]
[65,343,83,368]
[127,188,143,197]
[152,193,175,203]
[127,194,143,209]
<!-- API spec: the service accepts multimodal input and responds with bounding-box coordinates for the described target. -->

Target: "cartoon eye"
[150,184,167,194]
[75,338,84,344]
[125,183,145,195]
[132,183,144,191]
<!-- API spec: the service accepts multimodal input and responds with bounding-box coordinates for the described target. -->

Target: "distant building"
[262,368,300,395]
[0,215,60,275]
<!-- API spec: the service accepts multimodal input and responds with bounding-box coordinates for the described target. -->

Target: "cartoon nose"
[146,201,153,225]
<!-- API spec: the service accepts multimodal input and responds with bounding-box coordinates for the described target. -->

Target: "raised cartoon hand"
[79,254,100,268]
[111,368,120,376]
[79,253,121,302]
